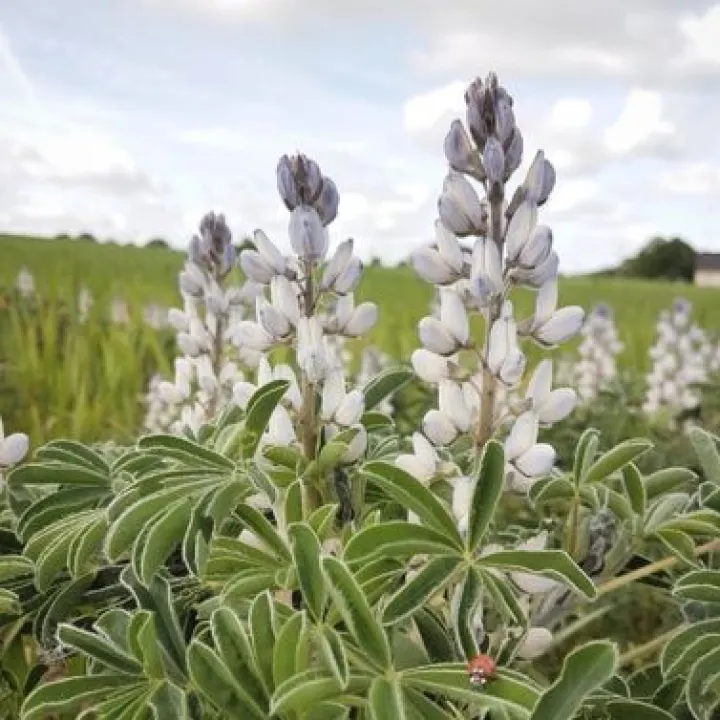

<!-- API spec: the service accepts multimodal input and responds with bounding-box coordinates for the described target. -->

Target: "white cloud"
[679,4,720,65]
[178,127,250,151]
[603,90,675,155]
[659,162,720,195]
[549,98,593,130]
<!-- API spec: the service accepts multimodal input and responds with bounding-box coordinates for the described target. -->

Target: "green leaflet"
[529,640,618,719]
[322,556,391,669]
[479,549,596,599]
[362,366,413,411]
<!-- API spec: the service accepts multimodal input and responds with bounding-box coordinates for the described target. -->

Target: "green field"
[2,232,720,444]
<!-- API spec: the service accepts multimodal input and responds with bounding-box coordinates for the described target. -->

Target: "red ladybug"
[467,654,497,685]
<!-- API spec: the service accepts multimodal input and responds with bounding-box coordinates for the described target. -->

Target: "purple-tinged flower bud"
[423,409,458,446]
[518,225,553,269]
[315,176,339,226]
[276,153,323,210]
[334,257,362,294]
[524,151,556,206]
[344,302,378,337]
[505,200,538,264]
[289,206,329,263]
[444,120,486,182]
[438,172,487,237]
[504,129,524,180]
[482,137,505,186]
[322,239,354,290]
[240,250,276,284]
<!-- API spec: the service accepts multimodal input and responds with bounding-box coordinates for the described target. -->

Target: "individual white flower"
[529,278,584,347]
[0,418,29,468]
[321,369,365,427]
[517,627,554,660]
[289,206,329,262]
[411,349,452,384]
[505,200,538,264]
[321,238,355,290]
[438,172,487,237]
[396,432,441,483]
[423,409,458,446]
[470,237,503,301]
[452,475,474,533]
[233,321,274,352]
[504,412,555,492]
[525,360,577,425]
[240,249,277,284]
[487,301,527,386]
[510,532,562,594]
[297,317,331,383]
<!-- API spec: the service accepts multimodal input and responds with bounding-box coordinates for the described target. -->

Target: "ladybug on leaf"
[467,654,497,686]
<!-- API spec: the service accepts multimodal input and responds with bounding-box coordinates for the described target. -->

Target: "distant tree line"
[593,236,696,283]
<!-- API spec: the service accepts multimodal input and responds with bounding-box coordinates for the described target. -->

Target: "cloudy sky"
[1,0,720,272]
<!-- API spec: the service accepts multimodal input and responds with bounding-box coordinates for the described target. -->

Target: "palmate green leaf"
[583,438,653,484]
[467,440,505,552]
[689,426,720,486]
[243,379,291,458]
[137,434,234,470]
[69,514,108,576]
[403,686,460,720]
[270,670,370,715]
[573,428,599,486]
[479,550,596,599]
[383,556,461,625]
[529,640,618,720]
[601,699,674,719]
[273,611,311,689]
[644,467,698,500]
[654,529,698,567]
[105,479,220,560]
[233,504,291,562]
[0,554,34,582]
[8,462,111,488]
[529,476,575,506]
[685,644,720,719]
[129,611,165,680]
[147,680,189,720]
[368,676,407,720]
[413,608,455,663]
[318,625,349,689]
[322,556,391,669]
[673,569,720,604]
[662,633,720,681]
[661,619,720,677]
[0,588,21,614]
[288,523,326,622]
[57,623,142,675]
[120,569,188,677]
[362,365,413,411]
[187,640,267,720]
[344,522,459,564]
[36,439,110,472]
[479,569,527,626]
[362,461,463,546]
[21,675,145,720]
[450,566,483,659]
[622,463,646,516]
[16,485,109,540]
[305,703,351,720]
[656,509,720,537]
[250,590,278,692]
[135,497,193,585]
[402,664,539,717]
[210,606,268,710]
[644,493,691,533]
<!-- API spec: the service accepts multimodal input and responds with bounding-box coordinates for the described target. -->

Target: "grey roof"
[696,253,720,271]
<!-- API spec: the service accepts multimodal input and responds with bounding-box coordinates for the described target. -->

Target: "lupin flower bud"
[530,278,584,347]
[444,119,486,182]
[524,151,556,206]
[322,239,355,290]
[297,316,330,383]
[289,206,329,263]
[438,172,487,237]
[0,417,29,468]
[482,136,505,186]
[504,129,524,180]
[505,201,538,264]
[277,154,323,210]
[315,176,340,226]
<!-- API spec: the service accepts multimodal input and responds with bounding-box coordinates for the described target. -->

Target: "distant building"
[695,253,720,287]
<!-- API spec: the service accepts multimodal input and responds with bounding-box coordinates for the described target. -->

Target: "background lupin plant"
[143,212,261,436]
[2,71,720,720]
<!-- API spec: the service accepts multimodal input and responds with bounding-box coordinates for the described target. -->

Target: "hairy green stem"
[597,538,720,598]
[619,625,686,668]
[475,192,505,452]
[299,260,322,516]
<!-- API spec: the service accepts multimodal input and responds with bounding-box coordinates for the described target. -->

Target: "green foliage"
[618,236,696,283]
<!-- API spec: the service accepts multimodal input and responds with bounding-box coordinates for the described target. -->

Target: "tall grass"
[3,234,720,442]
